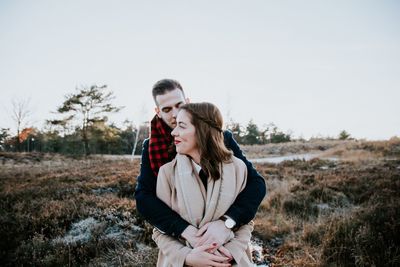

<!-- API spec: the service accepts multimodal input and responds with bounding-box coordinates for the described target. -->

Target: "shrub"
[282,193,319,219]
[339,130,351,140]
[321,200,400,266]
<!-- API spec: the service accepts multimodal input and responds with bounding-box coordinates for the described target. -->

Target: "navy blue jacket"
[135,130,266,238]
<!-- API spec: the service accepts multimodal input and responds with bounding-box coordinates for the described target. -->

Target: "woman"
[152,102,253,267]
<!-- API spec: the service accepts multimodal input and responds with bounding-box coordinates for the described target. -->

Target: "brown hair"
[180,102,232,180]
[152,79,185,105]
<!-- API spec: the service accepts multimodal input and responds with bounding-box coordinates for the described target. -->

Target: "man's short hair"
[152,79,184,104]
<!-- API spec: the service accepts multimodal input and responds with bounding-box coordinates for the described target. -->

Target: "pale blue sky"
[1,0,399,140]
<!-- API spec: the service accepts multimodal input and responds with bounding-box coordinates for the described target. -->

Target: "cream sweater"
[152,154,254,267]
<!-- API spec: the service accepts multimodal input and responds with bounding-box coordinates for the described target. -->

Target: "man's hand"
[181,225,200,248]
[195,220,233,249]
[185,243,231,267]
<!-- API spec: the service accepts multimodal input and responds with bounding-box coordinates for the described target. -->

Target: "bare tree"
[132,103,149,158]
[11,98,32,151]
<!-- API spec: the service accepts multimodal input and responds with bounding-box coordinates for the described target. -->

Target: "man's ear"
[185,97,190,104]
[155,107,161,118]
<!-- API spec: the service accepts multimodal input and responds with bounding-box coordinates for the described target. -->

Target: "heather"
[1,139,399,266]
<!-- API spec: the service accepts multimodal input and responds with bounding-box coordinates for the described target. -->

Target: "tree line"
[1,84,294,155]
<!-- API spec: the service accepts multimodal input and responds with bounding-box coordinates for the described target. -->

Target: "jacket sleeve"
[152,228,192,267]
[223,131,267,226]
[223,221,254,266]
[135,139,190,237]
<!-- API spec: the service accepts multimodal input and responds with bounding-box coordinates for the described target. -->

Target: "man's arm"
[134,139,190,237]
[224,130,267,226]
[195,131,266,248]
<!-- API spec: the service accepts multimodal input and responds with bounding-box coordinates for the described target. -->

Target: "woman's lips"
[174,140,181,145]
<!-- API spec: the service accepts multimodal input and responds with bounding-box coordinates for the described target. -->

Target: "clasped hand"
[182,220,234,266]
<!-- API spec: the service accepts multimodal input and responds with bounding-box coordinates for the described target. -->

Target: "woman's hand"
[181,225,200,247]
[217,245,233,261]
[185,243,231,267]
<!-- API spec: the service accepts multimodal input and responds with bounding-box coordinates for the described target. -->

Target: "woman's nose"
[171,127,177,136]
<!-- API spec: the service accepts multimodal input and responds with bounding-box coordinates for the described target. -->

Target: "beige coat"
[152,154,254,267]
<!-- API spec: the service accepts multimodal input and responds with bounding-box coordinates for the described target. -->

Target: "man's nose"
[172,107,179,118]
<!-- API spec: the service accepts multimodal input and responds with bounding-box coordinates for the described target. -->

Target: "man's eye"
[164,109,171,113]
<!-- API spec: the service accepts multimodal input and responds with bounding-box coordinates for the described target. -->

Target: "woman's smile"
[174,139,181,145]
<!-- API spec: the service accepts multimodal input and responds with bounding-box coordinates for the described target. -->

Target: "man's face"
[155,88,188,129]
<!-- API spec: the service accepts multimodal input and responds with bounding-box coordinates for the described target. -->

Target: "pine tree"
[49,85,122,155]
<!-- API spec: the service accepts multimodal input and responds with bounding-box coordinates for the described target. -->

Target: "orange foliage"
[18,127,34,142]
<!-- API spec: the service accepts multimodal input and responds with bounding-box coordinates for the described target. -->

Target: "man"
[135,79,266,251]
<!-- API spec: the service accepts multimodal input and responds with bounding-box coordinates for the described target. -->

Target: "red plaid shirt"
[148,115,176,177]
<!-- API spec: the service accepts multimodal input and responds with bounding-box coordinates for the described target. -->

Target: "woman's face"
[171,110,198,156]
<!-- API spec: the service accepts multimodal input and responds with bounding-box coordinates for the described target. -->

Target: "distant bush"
[339,130,351,140]
[227,120,291,145]
[270,131,291,143]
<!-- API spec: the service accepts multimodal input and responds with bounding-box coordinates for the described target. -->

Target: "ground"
[1,138,399,266]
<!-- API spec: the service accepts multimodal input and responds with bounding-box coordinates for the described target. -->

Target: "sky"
[0,0,399,140]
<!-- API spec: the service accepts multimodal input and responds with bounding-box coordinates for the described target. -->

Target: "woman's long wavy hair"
[179,102,232,180]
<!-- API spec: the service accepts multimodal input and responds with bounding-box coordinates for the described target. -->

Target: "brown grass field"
[1,139,399,266]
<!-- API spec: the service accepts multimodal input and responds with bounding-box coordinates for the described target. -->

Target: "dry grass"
[0,153,148,266]
[241,140,355,158]
[242,137,400,159]
[1,139,400,266]
[253,153,400,266]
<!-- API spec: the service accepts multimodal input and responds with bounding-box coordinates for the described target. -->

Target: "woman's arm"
[151,170,192,266]
[219,222,254,265]
[224,221,253,250]
[152,228,191,266]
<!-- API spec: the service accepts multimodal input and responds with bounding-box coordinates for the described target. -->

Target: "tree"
[226,120,244,144]
[120,120,136,154]
[259,123,272,144]
[18,127,36,152]
[339,130,351,140]
[268,123,291,143]
[132,122,149,155]
[88,121,123,154]
[0,128,10,151]
[132,104,149,157]
[49,85,122,155]
[11,98,32,151]
[243,120,261,145]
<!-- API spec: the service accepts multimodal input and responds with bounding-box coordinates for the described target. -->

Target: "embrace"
[135,79,267,266]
